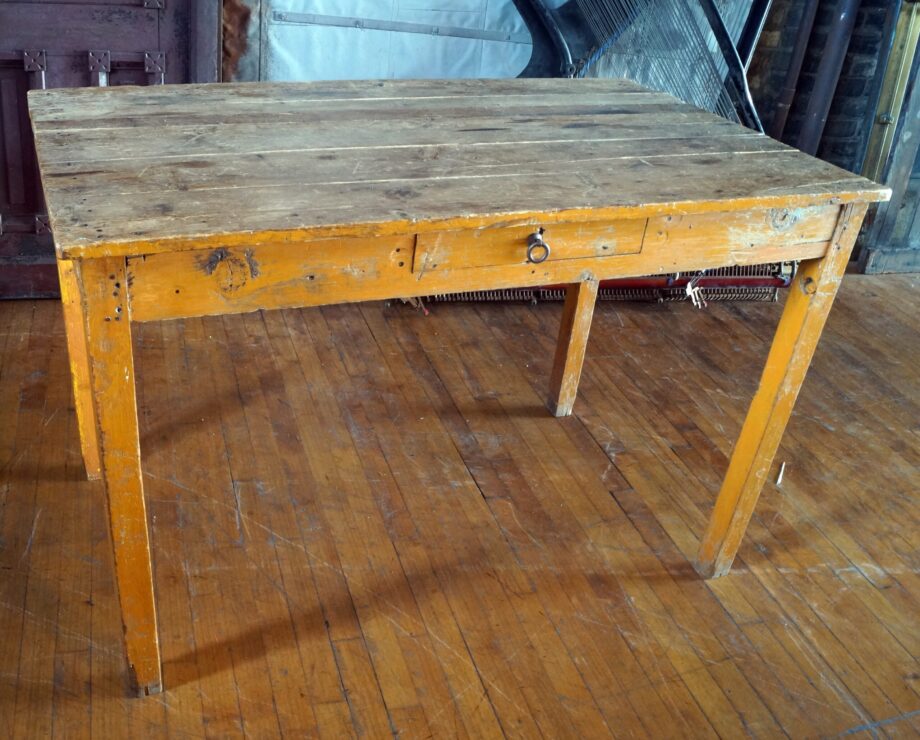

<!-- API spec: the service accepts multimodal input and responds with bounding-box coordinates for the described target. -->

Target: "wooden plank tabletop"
[28,79,890,260]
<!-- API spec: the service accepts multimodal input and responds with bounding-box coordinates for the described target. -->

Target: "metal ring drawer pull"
[526,230,551,264]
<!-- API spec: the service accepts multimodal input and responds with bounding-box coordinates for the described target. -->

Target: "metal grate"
[427,285,780,304]
[426,262,791,305]
[576,0,756,126]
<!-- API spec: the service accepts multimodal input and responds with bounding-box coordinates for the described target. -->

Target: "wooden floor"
[1,275,918,739]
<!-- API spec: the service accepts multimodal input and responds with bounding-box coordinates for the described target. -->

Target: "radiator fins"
[426,286,778,303]
[425,264,791,304]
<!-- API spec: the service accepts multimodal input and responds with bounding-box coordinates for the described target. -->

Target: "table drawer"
[412,219,646,274]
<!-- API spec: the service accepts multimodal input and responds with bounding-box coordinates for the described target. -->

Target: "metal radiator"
[427,263,792,306]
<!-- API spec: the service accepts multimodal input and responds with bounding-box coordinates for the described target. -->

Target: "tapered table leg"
[548,278,599,417]
[58,259,102,479]
[696,204,868,579]
[78,256,162,694]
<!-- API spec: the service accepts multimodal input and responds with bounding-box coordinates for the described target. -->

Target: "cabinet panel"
[0,0,216,297]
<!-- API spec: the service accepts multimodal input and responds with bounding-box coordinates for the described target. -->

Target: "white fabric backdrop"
[264,0,533,80]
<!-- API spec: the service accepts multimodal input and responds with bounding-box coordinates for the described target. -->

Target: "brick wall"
[748,0,892,173]
[747,0,809,131]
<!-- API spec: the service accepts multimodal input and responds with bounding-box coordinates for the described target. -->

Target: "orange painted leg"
[696,204,868,578]
[78,256,162,694]
[547,278,599,417]
[58,259,102,479]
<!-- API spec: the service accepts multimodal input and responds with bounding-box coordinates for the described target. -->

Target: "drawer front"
[412,219,647,274]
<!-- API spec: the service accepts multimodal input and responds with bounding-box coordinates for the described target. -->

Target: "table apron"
[123,205,841,323]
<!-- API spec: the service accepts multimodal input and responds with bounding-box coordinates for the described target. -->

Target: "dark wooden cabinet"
[0,0,219,298]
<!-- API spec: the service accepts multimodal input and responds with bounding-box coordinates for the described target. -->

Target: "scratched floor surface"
[0,274,918,738]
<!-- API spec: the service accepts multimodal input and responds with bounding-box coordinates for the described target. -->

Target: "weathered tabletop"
[28,79,890,697]
[30,78,886,259]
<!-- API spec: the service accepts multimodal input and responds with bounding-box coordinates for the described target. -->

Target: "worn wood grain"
[414,218,646,273]
[29,79,894,696]
[57,259,100,479]
[548,279,600,417]
[28,80,888,259]
[77,256,161,694]
[2,277,918,736]
[124,207,840,324]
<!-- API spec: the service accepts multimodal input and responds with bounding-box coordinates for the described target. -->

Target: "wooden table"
[29,79,888,696]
